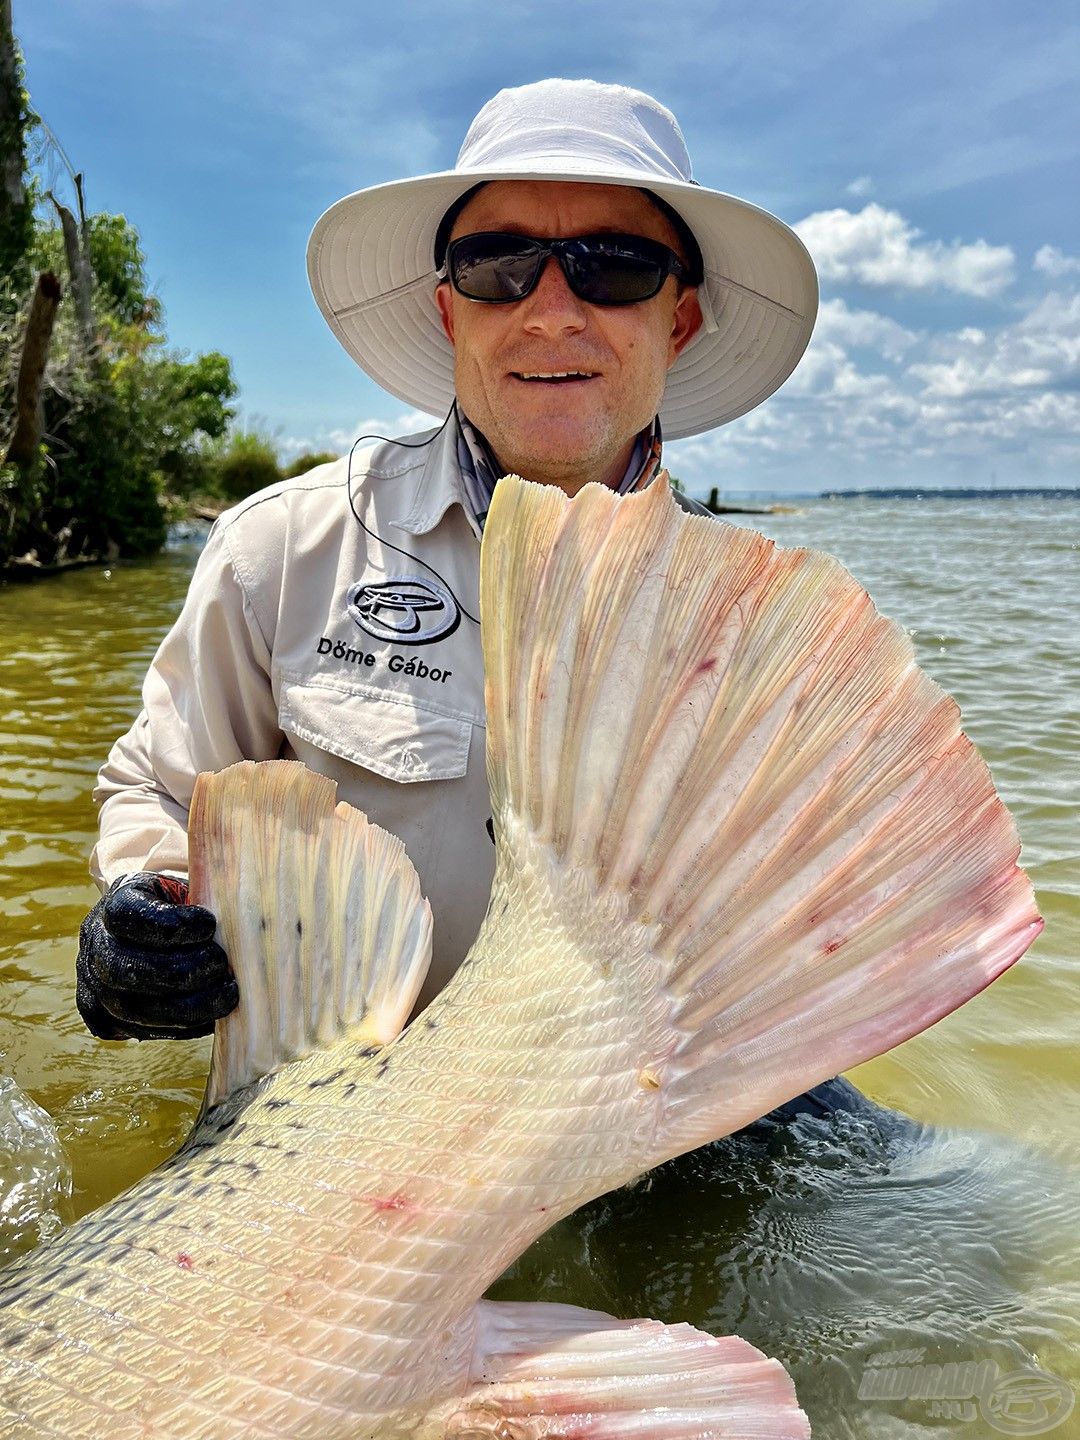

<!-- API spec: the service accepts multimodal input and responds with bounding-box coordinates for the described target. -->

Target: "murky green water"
[1,496,1077,1436]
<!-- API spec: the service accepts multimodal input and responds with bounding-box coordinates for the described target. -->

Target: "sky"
[16,0,1080,496]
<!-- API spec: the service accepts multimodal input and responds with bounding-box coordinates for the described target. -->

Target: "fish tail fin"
[433,1299,809,1438]
[189,760,431,1108]
[482,475,1041,1161]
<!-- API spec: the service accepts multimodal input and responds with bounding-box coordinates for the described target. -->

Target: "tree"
[207,428,281,501]
[3,268,59,469]
[0,0,34,307]
[2,16,239,570]
[3,210,237,565]
[284,450,339,478]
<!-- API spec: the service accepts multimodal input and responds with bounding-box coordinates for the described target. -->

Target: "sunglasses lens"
[563,241,667,304]
[447,234,678,305]
[449,235,542,301]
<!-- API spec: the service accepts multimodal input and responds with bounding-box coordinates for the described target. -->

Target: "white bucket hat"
[307,79,818,440]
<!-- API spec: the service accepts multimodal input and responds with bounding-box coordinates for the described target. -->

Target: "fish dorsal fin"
[189,760,432,1108]
[482,473,1041,1156]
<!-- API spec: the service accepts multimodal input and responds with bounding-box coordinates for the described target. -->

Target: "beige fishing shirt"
[92,422,494,1011]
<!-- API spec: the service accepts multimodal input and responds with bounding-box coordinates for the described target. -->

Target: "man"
[77,79,834,1096]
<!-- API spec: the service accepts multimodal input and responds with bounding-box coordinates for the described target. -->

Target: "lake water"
[1,493,1077,1436]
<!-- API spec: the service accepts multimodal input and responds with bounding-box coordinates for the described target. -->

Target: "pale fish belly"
[0,831,675,1435]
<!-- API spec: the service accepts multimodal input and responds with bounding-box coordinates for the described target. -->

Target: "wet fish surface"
[0,476,1040,1437]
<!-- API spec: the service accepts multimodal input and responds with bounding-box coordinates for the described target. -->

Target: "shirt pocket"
[277,674,471,783]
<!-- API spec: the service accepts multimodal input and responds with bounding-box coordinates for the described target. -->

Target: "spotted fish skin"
[0,473,1040,1438]
[0,833,713,1435]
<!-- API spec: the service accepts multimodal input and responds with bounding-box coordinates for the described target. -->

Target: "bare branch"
[4,269,62,469]
[46,190,94,351]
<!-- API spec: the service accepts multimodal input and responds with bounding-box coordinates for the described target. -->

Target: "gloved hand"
[76,873,239,1040]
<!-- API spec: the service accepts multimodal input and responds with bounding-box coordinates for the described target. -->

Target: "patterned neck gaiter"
[455,404,663,531]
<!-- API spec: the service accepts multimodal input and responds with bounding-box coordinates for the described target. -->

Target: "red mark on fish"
[176,1252,194,1271]
[370,1192,414,1215]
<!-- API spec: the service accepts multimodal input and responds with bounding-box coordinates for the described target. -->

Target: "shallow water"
[0,495,1077,1435]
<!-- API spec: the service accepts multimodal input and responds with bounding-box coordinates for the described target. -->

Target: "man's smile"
[511,370,599,385]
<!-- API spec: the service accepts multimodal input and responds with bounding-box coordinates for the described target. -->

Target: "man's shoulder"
[216,452,351,532]
[214,427,445,539]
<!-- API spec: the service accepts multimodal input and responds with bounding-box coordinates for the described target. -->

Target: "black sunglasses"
[441,231,692,306]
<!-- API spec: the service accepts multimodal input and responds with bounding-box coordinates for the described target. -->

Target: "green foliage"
[283,450,339,478]
[206,427,282,502]
[2,209,237,566]
[43,375,170,558]
[145,349,235,499]
[0,454,47,557]
[0,24,238,568]
[85,213,162,329]
[30,213,163,331]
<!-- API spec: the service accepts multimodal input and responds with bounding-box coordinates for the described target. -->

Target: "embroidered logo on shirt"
[346,577,461,646]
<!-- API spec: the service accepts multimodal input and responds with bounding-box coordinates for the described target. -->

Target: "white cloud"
[845,175,874,198]
[1033,245,1080,279]
[908,358,1054,398]
[911,291,1080,398]
[794,204,1015,298]
[814,298,917,362]
[666,270,1080,492]
[280,409,435,463]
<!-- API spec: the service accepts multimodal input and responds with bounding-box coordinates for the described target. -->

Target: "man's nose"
[519,256,588,333]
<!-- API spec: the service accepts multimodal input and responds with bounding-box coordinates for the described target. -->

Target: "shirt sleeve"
[90,522,283,889]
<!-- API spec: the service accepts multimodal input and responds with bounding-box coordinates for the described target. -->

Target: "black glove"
[76,873,239,1040]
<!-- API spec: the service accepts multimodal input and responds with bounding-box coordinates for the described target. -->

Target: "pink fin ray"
[481,475,1042,1160]
[437,1300,810,1439]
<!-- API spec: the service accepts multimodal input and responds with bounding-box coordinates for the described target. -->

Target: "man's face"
[435,180,702,495]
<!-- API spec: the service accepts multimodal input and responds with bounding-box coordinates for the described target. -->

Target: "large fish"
[0,476,1040,1438]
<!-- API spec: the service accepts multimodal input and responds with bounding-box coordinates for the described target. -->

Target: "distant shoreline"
[818,486,1078,501]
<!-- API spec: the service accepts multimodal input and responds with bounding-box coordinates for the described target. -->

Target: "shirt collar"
[368,406,664,539]
[373,413,479,538]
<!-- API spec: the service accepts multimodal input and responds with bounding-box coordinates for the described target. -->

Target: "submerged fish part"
[0,472,1040,1437]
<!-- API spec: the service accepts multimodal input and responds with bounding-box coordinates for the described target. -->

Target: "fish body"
[0,806,795,1437]
[0,476,1040,1437]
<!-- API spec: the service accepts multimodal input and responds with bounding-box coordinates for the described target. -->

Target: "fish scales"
[1,831,671,1432]
[0,474,1040,1438]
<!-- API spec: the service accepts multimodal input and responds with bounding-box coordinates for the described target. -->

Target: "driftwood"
[4,270,62,469]
[191,500,227,521]
[3,554,104,582]
[703,486,775,517]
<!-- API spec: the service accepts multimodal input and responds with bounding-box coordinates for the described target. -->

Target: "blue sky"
[18,0,1080,495]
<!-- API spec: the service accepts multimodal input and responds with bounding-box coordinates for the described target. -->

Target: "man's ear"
[668,285,703,364]
[435,282,456,344]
